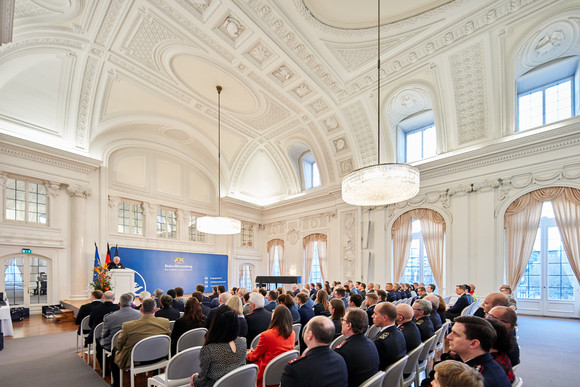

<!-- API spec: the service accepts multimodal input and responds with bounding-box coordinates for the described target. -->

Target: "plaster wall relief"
[271,64,295,86]
[95,0,127,46]
[299,211,336,231]
[332,136,349,154]
[44,181,62,198]
[216,15,250,48]
[450,42,488,145]
[237,95,291,130]
[265,221,286,237]
[76,55,100,150]
[245,40,277,69]
[342,211,357,281]
[343,101,377,167]
[338,158,354,177]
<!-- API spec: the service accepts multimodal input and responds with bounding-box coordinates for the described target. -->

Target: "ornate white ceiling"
[0,0,569,206]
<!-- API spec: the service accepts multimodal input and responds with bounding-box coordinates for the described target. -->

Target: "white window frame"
[5,177,48,225]
[299,151,321,191]
[156,208,177,239]
[397,110,437,163]
[117,200,143,235]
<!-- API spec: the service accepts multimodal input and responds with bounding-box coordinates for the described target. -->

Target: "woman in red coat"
[246,304,296,386]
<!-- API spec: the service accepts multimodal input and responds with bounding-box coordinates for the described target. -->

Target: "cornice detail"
[66,184,91,199]
[76,55,100,149]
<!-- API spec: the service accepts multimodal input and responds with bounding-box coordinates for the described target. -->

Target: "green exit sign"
[22,248,31,254]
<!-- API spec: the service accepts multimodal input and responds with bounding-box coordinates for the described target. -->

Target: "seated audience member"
[155,294,180,321]
[191,291,211,317]
[245,291,272,349]
[87,290,119,345]
[371,302,406,371]
[174,286,187,305]
[413,299,435,342]
[190,306,246,387]
[359,282,367,299]
[376,289,389,303]
[329,298,346,338]
[367,282,375,294]
[111,299,170,387]
[171,297,205,355]
[335,308,379,386]
[396,303,421,353]
[152,288,164,308]
[264,290,278,312]
[242,292,252,315]
[99,293,141,373]
[432,360,484,387]
[226,295,247,337]
[76,290,103,334]
[425,295,443,331]
[333,287,349,308]
[281,316,347,387]
[416,286,427,299]
[444,316,511,387]
[204,292,231,329]
[230,287,238,295]
[499,285,517,310]
[474,293,509,318]
[278,294,301,323]
[445,284,472,321]
[427,283,436,294]
[486,318,516,383]
[434,294,447,324]
[487,306,519,366]
[210,285,227,308]
[291,284,300,296]
[313,289,330,316]
[365,293,379,323]
[208,286,218,300]
[166,288,184,312]
[469,283,478,302]
[297,292,315,326]
[301,289,315,309]
[132,290,150,310]
[247,305,296,386]
[385,283,397,302]
[464,284,474,304]
[348,293,363,308]
[324,282,332,295]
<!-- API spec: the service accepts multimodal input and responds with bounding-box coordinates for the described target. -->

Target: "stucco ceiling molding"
[94,0,127,47]
[450,42,488,145]
[236,94,291,131]
[244,40,278,69]
[338,157,354,178]
[214,13,252,49]
[76,54,102,150]
[385,84,433,140]
[326,38,404,72]
[307,121,336,183]
[245,70,302,115]
[343,100,377,167]
[171,0,219,23]
[14,0,85,25]
[265,142,300,194]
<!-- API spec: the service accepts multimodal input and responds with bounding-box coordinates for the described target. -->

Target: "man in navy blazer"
[245,292,272,348]
[446,284,472,321]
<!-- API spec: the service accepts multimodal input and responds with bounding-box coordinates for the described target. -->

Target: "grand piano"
[255,276,302,288]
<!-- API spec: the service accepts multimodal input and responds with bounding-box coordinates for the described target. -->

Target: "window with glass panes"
[240,264,253,289]
[300,151,321,191]
[156,208,177,238]
[272,246,281,276]
[189,215,206,242]
[517,201,576,300]
[402,220,436,285]
[5,178,47,224]
[309,242,322,284]
[117,200,143,235]
[405,125,436,163]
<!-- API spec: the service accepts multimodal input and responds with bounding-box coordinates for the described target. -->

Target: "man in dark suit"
[192,291,211,317]
[155,295,180,321]
[209,285,226,308]
[371,302,406,371]
[75,290,102,334]
[395,303,421,353]
[165,289,184,312]
[385,283,398,301]
[204,292,231,328]
[425,295,443,331]
[245,292,272,348]
[297,293,315,325]
[335,308,379,386]
[87,290,120,345]
[264,290,277,312]
[107,256,125,270]
[195,284,212,306]
[446,284,472,321]
[281,316,348,387]
[365,293,379,323]
[413,299,435,342]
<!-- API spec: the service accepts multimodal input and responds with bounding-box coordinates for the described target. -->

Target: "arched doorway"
[1,254,51,307]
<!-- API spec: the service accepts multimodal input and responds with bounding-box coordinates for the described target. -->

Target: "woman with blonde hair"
[246,305,296,387]
[313,289,330,316]
[226,295,247,337]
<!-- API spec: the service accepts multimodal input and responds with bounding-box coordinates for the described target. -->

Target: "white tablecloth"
[0,304,14,336]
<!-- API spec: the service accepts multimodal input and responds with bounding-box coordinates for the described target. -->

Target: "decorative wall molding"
[0,0,14,46]
[76,55,100,149]
[44,181,62,198]
[343,101,376,167]
[95,0,126,46]
[299,210,336,231]
[108,195,121,208]
[66,184,91,198]
[342,211,356,280]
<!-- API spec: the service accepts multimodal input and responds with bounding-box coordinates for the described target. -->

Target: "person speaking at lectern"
[107,256,125,270]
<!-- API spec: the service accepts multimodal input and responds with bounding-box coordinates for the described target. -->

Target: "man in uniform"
[425,294,443,331]
[365,293,379,323]
[447,316,511,387]
[474,292,509,318]
[413,299,435,341]
[395,303,421,353]
[371,302,406,370]
[385,283,398,301]
[281,316,347,387]
[334,308,378,386]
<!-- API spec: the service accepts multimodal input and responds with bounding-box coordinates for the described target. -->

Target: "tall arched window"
[239,263,255,290]
[397,110,437,163]
[303,234,327,284]
[517,56,578,131]
[267,239,284,276]
[299,151,321,190]
[392,209,445,288]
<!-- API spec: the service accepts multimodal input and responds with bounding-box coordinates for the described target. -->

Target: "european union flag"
[93,242,101,283]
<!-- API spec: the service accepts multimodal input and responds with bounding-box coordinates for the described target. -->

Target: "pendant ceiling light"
[341,0,420,207]
[197,86,241,235]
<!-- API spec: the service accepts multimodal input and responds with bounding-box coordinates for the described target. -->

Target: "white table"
[0,302,14,337]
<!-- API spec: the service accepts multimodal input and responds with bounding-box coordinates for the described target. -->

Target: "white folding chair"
[414,335,437,387]
[168,320,175,332]
[214,364,259,387]
[330,334,346,350]
[130,335,171,387]
[148,346,202,387]
[262,350,299,387]
[366,325,380,339]
[512,375,523,387]
[250,333,261,350]
[382,355,407,386]
[401,342,424,387]
[359,371,385,387]
[102,330,121,378]
[292,323,301,351]
[176,327,207,352]
[76,315,91,354]
[92,322,104,370]
[434,321,450,360]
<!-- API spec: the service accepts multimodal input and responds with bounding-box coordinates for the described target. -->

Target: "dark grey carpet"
[515,315,579,386]
[0,331,108,387]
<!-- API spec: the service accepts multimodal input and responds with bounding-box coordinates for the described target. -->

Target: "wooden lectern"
[109,269,135,295]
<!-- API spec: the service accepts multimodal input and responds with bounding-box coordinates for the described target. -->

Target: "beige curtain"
[550,188,580,284]
[318,238,328,283]
[392,212,413,282]
[267,239,284,275]
[503,187,575,290]
[412,209,446,290]
[303,234,327,284]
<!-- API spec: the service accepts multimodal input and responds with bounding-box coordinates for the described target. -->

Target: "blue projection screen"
[116,247,228,294]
